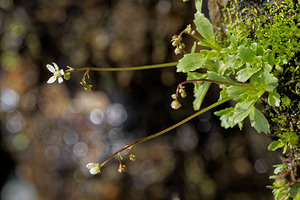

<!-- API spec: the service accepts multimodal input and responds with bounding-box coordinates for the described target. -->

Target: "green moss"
[221,1,300,197]
[222,0,300,143]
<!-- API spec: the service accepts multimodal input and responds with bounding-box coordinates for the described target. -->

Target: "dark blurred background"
[0,0,280,199]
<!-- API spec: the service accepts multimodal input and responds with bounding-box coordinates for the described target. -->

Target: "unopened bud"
[172,41,177,47]
[64,72,71,80]
[171,94,177,99]
[129,154,136,161]
[118,164,127,173]
[185,24,192,33]
[171,100,181,109]
[179,88,187,98]
[174,48,182,55]
[172,35,178,40]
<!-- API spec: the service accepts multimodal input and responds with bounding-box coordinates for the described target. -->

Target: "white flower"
[86,162,101,175]
[46,62,64,84]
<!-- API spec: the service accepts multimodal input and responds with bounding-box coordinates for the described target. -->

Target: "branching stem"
[175,78,250,100]
[177,28,221,51]
[99,97,230,168]
[185,32,221,51]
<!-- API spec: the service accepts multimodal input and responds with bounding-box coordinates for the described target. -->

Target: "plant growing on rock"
[46,0,299,198]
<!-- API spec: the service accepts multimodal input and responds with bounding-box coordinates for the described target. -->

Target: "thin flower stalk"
[99,97,230,168]
[65,62,178,73]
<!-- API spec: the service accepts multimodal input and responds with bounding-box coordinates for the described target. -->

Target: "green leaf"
[268,91,281,107]
[273,164,287,174]
[194,11,216,45]
[230,34,237,48]
[289,183,300,198]
[274,187,289,200]
[221,35,238,54]
[266,185,280,190]
[187,72,211,110]
[207,71,233,83]
[215,96,257,130]
[268,140,284,151]
[261,72,278,92]
[263,49,276,66]
[177,51,217,72]
[238,46,256,63]
[263,62,272,72]
[226,86,250,101]
[236,67,261,82]
[214,107,235,128]
[194,0,203,12]
[249,107,270,134]
[233,101,255,125]
[193,82,211,110]
[191,42,197,53]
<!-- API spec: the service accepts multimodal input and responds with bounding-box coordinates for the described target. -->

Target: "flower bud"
[129,154,136,161]
[118,164,127,173]
[171,100,181,109]
[171,94,177,99]
[179,88,187,98]
[64,72,71,80]
[174,48,182,55]
[179,43,185,49]
[185,24,192,33]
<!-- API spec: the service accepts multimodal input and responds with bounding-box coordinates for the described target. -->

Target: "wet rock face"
[208,0,229,26]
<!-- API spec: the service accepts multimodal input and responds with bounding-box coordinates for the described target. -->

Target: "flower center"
[54,71,62,77]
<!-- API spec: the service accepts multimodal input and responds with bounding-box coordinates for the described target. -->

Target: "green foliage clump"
[219,0,300,199]
[175,2,281,134]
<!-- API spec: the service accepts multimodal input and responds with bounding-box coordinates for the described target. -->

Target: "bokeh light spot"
[5,112,23,133]
[12,133,29,151]
[63,131,79,145]
[89,108,104,125]
[106,103,127,127]
[254,159,268,173]
[0,88,19,112]
[73,141,88,158]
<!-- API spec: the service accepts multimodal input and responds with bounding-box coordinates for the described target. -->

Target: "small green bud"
[129,154,136,161]
[171,35,182,47]
[64,72,71,80]
[179,43,185,49]
[185,24,192,33]
[80,81,93,92]
[179,87,187,98]
[84,84,93,92]
[171,94,177,99]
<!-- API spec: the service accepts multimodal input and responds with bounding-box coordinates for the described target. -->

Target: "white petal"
[90,167,100,175]
[46,64,55,73]
[52,62,59,71]
[58,77,63,83]
[47,76,57,84]
[86,163,95,169]
[59,69,64,75]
